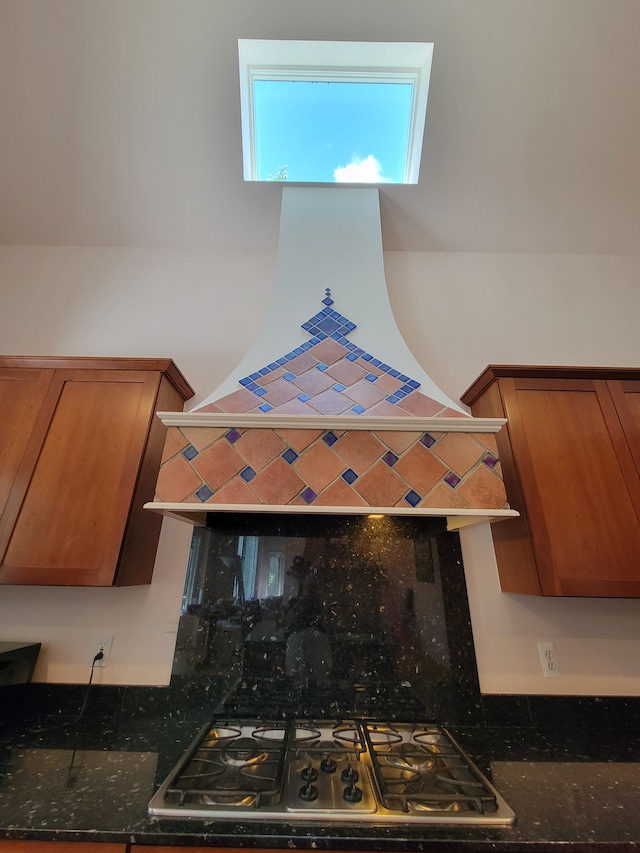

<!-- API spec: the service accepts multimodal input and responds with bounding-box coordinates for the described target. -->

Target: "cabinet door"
[0,369,159,586]
[0,367,54,526]
[503,377,640,596]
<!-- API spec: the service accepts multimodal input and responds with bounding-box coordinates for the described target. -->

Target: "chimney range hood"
[145,187,517,531]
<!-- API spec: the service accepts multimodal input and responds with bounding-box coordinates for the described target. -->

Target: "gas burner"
[221,738,269,766]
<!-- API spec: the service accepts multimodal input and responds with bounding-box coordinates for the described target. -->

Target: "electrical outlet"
[538,641,560,678]
[94,635,113,668]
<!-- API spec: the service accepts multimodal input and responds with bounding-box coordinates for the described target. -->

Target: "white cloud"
[333,154,392,183]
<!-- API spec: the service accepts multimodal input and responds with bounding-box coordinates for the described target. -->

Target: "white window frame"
[238,39,434,185]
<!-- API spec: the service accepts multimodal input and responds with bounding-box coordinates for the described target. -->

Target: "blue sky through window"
[253,80,414,183]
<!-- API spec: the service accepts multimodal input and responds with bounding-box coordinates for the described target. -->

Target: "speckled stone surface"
[1,692,640,850]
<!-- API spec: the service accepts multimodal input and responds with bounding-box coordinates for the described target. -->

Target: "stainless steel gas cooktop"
[149,719,516,826]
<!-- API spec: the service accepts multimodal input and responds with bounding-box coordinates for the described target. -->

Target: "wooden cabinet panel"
[462,366,640,597]
[0,357,193,587]
[0,843,126,852]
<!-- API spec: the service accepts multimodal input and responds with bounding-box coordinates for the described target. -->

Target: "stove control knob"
[343,783,363,803]
[299,782,319,802]
[301,763,318,783]
[320,755,337,773]
[341,765,359,784]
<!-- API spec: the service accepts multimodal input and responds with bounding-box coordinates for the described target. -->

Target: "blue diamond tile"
[346,352,358,362]
[282,448,299,464]
[253,387,267,397]
[352,405,366,414]
[342,468,358,485]
[182,444,198,461]
[371,359,381,367]
[249,372,262,381]
[408,379,420,389]
[386,395,400,404]
[246,382,259,392]
[240,466,256,482]
[333,383,346,392]
[259,367,271,376]
[226,429,241,443]
[365,373,378,382]
[389,369,400,378]
[400,384,415,394]
[239,377,252,387]
[316,362,329,372]
[297,393,311,402]
[398,374,410,382]
[258,402,273,412]
[421,433,436,448]
[483,452,499,468]
[196,485,213,502]
[276,357,288,365]
[445,472,461,488]
[301,487,317,504]
[383,451,398,466]
[323,431,338,446]
[283,372,296,381]
[405,490,421,507]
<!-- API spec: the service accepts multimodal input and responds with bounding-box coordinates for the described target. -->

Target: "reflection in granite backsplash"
[171,513,483,724]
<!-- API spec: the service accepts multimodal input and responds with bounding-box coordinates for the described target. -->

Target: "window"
[238,40,433,185]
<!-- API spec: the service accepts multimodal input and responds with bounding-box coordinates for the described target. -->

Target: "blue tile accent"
[258,402,273,412]
[408,379,420,389]
[267,362,279,370]
[182,445,198,461]
[394,389,408,399]
[445,472,461,488]
[249,372,262,381]
[298,393,311,402]
[483,452,499,468]
[276,357,288,365]
[405,490,421,507]
[226,429,241,444]
[316,362,329,372]
[386,395,400,404]
[365,373,378,382]
[342,469,358,484]
[282,448,299,464]
[400,384,415,394]
[301,341,312,350]
[371,359,381,367]
[239,377,252,387]
[323,431,338,446]
[196,485,213,502]
[283,372,296,381]
[253,387,267,397]
[398,374,410,382]
[389,369,400,378]
[361,353,373,361]
[383,451,399,466]
[301,487,317,504]
[246,381,260,392]
[332,383,346,392]
[421,433,436,448]
[259,367,271,376]
[352,405,366,414]
[380,363,391,372]
[240,466,256,482]
[346,352,358,362]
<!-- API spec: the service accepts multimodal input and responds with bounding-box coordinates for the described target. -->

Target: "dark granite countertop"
[1,692,640,850]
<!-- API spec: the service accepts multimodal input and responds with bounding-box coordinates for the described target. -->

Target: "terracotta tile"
[307,388,354,415]
[196,402,224,413]
[357,359,382,375]
[262,377,300,406]
[208,478,258,505]
[457,465,508,508]
[374,430,422,454]
[317,478,368,507]
[333,431,385,472]
[439,407,469,418]
[341,377,387,408]
[161,427,189,463]
[276,428,324,452]
[325,358,367,386]
[293,441,346,493]
[432,433,485,476]
[394,443,448,495]
[192,439,245,490]
[256,367,286,385]
[374,373,403,394]
[311,338,349,365]
[155,454,202,502]
[291,367,335,396]
[215,387,261,413]
[472,432,499,454]
[269,398,319,415]
[251,457,306,504]
[285,351,319,375]
[182,426,227,452]
[365,400,407,417]
[396,391,447,417]
[235,428,287,471]
[354,461,408,507]
[419,482,471,509]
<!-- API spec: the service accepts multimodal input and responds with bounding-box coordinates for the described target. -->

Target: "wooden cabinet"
[0,356,193,586]
[0,843,126,852]
[461,366,640,597]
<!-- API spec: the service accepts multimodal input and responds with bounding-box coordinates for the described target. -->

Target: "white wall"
[1,244,639,694]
